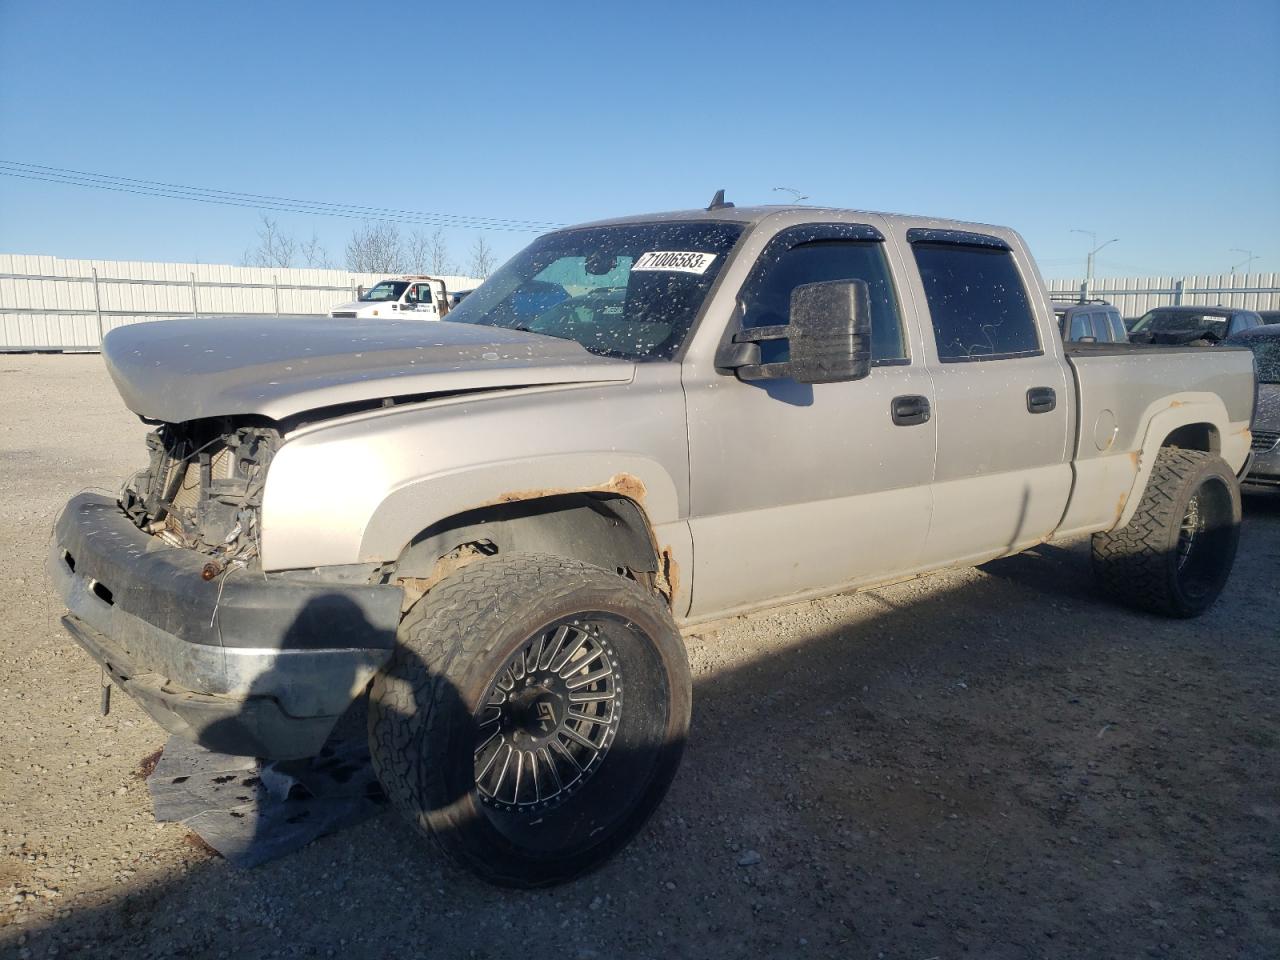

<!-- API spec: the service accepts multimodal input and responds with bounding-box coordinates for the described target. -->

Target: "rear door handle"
[1027,387,1057,414]
[891,394,931,426]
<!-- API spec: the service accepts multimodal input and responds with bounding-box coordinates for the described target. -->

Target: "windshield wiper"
[509,323,573,342]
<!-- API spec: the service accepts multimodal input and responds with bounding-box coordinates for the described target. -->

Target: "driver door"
[684,223,937,618]
[403,283,436,317]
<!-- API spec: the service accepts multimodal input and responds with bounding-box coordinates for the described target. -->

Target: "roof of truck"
[568,204,1008,235]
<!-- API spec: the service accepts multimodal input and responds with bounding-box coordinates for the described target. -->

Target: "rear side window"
[912,243,1041,361]
[1106,310,1127,341]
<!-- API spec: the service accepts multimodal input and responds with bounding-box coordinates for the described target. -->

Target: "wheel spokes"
[474,621,620,811]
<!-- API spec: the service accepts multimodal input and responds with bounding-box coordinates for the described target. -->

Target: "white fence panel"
[1047,272,1279,318]
[0,253,483,350]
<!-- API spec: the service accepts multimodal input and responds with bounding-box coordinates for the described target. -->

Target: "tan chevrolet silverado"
[50,201,1256,885]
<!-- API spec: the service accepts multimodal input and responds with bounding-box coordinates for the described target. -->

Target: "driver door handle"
[891,394,931,426]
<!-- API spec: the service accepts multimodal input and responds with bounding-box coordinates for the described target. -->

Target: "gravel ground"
[1,354,1277,959]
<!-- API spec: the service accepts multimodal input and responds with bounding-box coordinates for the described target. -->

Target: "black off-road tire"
[1091,448,1241,618]
[368,552,691,887]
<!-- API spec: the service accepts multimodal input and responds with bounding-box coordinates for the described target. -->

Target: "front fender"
[259,370,690,571]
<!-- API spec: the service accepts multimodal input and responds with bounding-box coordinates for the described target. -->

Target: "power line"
[0,159,566,234]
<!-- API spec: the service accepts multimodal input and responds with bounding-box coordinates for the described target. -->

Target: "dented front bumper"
[49,494,402,759]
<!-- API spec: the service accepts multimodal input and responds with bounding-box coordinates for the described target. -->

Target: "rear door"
[890,227,1073,565]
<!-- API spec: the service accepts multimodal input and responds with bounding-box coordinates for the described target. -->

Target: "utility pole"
[1229,248,1257,276]
[1070,229,1119,300]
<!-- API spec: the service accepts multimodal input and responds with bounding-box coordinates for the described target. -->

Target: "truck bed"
[1055,342,1256,537]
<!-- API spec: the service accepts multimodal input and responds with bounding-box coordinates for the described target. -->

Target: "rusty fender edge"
[401,473,681,609]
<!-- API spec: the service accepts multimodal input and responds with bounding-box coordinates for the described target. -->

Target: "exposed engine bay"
[121,419,278,566]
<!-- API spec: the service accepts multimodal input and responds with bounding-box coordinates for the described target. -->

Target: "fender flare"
[1118,393,1229,529]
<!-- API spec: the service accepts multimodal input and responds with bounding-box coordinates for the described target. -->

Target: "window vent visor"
[905,228,1011,250]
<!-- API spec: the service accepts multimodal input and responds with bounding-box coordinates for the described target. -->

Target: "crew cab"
[50,202,1255,887]
[330,275,452,320]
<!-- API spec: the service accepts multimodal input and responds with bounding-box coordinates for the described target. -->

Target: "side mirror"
[727,279,873,384]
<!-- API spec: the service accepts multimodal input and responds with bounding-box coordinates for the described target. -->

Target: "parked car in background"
[1128,305,1264,345]
[330,275,454,320]
[1052,299,1128,343]
[1223,322,1280,488]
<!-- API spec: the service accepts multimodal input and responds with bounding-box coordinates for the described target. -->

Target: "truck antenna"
[707,189,734,211]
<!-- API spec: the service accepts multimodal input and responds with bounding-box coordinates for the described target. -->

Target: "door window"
[911,242,1041,361]
[740,233,907,365]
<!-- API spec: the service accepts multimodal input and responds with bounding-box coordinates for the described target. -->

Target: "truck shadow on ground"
[8,505,1280,959]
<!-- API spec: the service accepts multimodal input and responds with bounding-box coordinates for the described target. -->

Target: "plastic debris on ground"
[145,710,386,868]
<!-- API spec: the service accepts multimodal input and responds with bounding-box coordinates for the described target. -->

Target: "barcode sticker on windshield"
[632,251,717,275]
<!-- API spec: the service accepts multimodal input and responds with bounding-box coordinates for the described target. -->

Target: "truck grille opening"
[1252,430,1279,453]
[121,419,279,563]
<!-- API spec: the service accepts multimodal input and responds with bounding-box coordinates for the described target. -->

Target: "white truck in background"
[330,275,455,320]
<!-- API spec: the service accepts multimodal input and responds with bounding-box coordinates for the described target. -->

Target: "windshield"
[359,280,409,302]
[1226,334,1280,383]
[1131,309,1229,338]
[443,221,745,360]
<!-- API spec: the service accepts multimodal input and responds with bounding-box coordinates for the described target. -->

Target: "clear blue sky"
[1,0,1277,278]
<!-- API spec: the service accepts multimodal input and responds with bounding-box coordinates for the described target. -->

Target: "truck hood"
[102,316,634,423]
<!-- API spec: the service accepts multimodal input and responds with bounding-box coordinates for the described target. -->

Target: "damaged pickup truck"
[50,202,1256,886]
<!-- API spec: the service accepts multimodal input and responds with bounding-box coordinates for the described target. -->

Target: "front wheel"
[1091,448,1241,618]
[369,553,691,887]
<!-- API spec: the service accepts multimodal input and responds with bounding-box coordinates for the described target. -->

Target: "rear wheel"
[369,553,690,887]
[1091,448,1241,617]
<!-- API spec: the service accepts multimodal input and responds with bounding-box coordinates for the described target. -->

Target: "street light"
[1070,229,1119,299]
[1230,248,1257,275]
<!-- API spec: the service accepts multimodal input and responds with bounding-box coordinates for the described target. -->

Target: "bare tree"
[243,214,297,268]
[428,229,456,276]
[468,235,496,279]
[405,228,457,276]
[405,230,429,274]
[299,231,332,269]
[345,222,405,274]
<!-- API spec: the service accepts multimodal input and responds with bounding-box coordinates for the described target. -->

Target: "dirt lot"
[1,354,1277,960]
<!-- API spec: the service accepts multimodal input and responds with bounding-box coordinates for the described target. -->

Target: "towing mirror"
[728,279,873,384]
